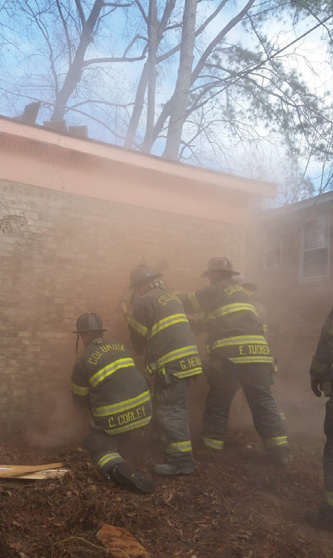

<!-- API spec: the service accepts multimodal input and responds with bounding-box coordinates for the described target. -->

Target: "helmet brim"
[130,273,162,288]
[72,328,107,334]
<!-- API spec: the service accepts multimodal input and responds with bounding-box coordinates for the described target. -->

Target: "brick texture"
[0,179,246,439]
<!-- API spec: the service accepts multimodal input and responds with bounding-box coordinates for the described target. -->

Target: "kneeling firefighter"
[305,307,333,530]
[128,265,202,476]
[70,312,154,493]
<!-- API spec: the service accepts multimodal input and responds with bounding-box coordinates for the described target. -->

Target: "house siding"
[246,198,333,390]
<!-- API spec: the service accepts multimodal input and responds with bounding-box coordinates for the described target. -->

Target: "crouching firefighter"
[70,313,154,493]
[305,307,333,530]
[128,265,202,476]
[181,257,292,465]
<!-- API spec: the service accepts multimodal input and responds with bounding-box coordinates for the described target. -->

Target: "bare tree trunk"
[142,0,158,152]
[162,0,197,160]
[124,63,149,148]
[125,0,177,150]
[51,0,104,121]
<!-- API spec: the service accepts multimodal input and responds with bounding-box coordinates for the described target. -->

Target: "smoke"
[24,388,88,450]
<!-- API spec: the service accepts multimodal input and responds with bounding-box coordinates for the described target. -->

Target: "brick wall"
[0,179,246,440]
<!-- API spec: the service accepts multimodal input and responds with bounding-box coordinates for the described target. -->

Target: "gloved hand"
[311,377,322,397]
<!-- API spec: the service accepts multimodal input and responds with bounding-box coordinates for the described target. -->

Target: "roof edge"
[0,115,276,197]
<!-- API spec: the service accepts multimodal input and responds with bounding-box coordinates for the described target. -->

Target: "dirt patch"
[0,429,331,558]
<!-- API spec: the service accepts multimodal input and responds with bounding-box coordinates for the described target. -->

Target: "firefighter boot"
[304,504,333,531]
[267,446,292,465]
[152,462,194,476]
[110,461,155,494]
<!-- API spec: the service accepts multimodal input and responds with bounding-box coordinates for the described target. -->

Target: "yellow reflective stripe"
[173,367,202,379]
[156,345,199,367]
[89,358,135,387]
[230,356,274,364]
[129,317,148,337]
[97,452,122,468]
[208,303,258,320]
[212,335,267,348]
[70,382,89,396]
[93,390,151,417]
[264,436,288,449]
[105,416,151,435]
[167,441,192,453]
[324,490,333,506]
[188,291,201,313]
[203,437,224,450]
[150,313,189,338]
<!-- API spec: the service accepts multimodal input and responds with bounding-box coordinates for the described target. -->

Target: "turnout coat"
[71,337,152,434]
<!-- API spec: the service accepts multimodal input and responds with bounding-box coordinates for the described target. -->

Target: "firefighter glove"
[311,377,322,397]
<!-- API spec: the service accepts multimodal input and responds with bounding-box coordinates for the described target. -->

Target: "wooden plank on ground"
[0,463,64,478]
[18,469,68,480]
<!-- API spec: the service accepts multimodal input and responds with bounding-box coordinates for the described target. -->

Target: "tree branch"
[74,0,86,26]
[134,0,148,23]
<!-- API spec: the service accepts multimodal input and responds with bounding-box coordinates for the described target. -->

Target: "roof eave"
[0,116,276,198]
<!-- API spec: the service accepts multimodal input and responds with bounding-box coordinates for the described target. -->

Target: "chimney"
[13,101,41,124]
[43,120,68,134]
[68,125,88,139]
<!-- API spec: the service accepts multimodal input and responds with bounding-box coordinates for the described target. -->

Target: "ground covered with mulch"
[0,429,332,558]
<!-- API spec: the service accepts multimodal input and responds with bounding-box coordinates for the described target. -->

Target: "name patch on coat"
[108,404,147,429]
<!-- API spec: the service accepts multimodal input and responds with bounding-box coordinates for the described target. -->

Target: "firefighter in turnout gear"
[70,313,154,493]
[181,257,292,465]
[128,265,202,476]
[305,307,333,530]
[241,282,268,339]
[241,281,285,421]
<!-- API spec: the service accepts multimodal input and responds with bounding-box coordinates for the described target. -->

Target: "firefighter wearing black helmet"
[128,265,202,476]
[181,257,292,465]
[304,307,333,530]
[70,312,154,493]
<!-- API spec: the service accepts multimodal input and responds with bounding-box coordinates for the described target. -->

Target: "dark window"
[301,217,329,280]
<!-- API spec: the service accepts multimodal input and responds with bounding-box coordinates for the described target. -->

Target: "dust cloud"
[22,218,328,452]
[24,388,88,450]
[243,205,330,443]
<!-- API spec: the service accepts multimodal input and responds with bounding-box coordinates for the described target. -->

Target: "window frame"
[300,214,330,281]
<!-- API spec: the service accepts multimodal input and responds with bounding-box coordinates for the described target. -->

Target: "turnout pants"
[154,374,193,466]
[84,424,125,479]
[323,400,333,511]
[202,354,289,452]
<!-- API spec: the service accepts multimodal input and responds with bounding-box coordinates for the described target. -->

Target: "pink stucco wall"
[0,118,275,226]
